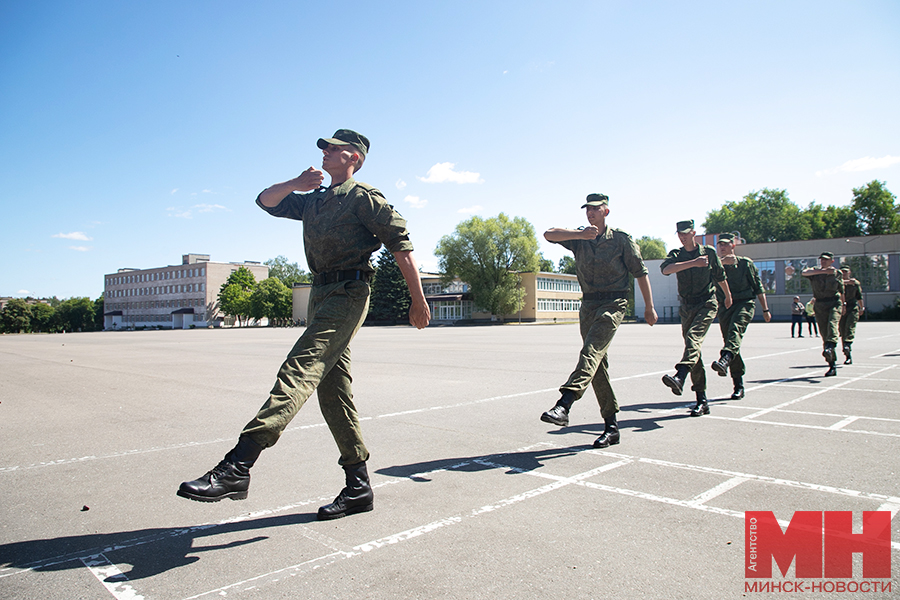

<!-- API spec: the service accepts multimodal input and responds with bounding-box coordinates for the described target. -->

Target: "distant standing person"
[791,296,805,338]
[710,233,771,399]
[805,297,819,337]
[178,129,431,520]
[540,194,658,448]
[839,266,864,364]
[660,220,732,417]
[801,252,844,377]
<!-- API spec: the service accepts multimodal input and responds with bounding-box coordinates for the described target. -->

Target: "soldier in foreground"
[178,129,430,520]
[660,220,732,417]
[709,233,771,399]
[839,266,864,364]
[801,252,844,377]
[540,194,658,448]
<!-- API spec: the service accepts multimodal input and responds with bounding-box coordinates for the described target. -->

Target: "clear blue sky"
[2,1,898,299]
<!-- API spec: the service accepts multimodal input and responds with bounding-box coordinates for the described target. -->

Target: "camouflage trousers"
[814,298,841,347]
[676,297,718,392]
[559,298,627,420]
[839,307,860,347]
[717,298,756,378]
[241,279,370,465]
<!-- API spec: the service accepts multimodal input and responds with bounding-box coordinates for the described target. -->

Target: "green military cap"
[717,233,735,243]
[676,220,694,233]
[840,265,851,272]
[819,251,834,259]
[317,129,370,159]
[581,193,609,208]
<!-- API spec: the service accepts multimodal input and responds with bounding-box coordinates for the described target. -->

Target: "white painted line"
[875,502,900,518]
[740,365,896,420]
[828,415,860,430]
[81,554,145,600]
[870,346,900,358]
[761,383,900,395]
[688,477,748,506]
[707,415,900,438]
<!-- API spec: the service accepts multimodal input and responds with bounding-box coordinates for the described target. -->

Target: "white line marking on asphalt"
[81,554,144,600]
[706,415,900,437]
[739,365,896,420]
[828,415,860,430]
[875,502,900,518]
[688,477,748,506]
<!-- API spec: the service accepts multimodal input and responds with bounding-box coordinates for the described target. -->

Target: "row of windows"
[754,254,892,296]
[537,277,581,293]
[106,298,206,311]
[120,313,206,323]
[108,267,205,287]
[537,298,582,312]
[422,281,469,295]
[107,283,205,298]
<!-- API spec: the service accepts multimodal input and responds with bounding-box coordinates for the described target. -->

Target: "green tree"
[265,255,311,287]
[558,255,577,274]
[218,267,257,326]
[852,180,899,235]
[538,253,555,273]
[636,236,666,259]
[703,188,810,243]
[93,296,105,331]
[435,213,540,319]
[369,248,412,322]
[0,298,32,333]
[249,277,293,326]
[30,302,56,332]
[56,297,97,332]
[802,202,861,239]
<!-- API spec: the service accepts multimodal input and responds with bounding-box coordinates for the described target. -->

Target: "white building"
[102,254,269,330]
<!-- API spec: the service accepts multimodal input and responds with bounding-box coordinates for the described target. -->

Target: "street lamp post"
[844,236,881,320]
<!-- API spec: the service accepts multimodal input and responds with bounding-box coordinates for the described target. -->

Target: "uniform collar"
[324,177,356,199]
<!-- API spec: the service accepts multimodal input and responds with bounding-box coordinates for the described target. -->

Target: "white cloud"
[170,188,179,194]
[418,162,484,184]
[816,155,900,176]
[167,204,229,218]
[195,203,229,213]
[69,246,90,252]
[52,231,92,241]
[458,205,483,214]
[395,179,407,190]
[403,195,428,209]
[17,289,30,295]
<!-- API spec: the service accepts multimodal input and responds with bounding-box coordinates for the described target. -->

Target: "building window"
[841,254,890,292]
[429,300,474,321]
[537,298,582,312]
[537,277,581,293]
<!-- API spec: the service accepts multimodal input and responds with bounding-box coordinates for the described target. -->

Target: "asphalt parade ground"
[1,320,898,599]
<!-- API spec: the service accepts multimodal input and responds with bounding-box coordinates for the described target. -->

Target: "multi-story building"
[102,254,269,330]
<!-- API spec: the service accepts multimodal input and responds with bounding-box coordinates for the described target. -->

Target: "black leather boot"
[843,344,852,365]
[593,415,620,448]
[317,462,374,521]
[662,366,690,396]
[540,391,577,427]
[731,375,745,399]
[711,350,733,377]
[690,390,709,416]
[824,362,837,377]
[177,435,263,502]
[822,344,837,364]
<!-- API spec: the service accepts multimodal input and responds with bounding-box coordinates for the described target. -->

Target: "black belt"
[582,291,627,301]
[680,292,714,305]
[814,295,841,303]
[312,270,372,287]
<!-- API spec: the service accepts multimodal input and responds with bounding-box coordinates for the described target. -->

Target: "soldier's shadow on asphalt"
[0,510,317,582]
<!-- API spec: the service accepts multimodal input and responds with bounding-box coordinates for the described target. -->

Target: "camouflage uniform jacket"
[256,178,413,275]
[806,270,844,301]
[844,279,862,306]
[660,245,725,303]
[553,227,648,293]
[717,256,763,303]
